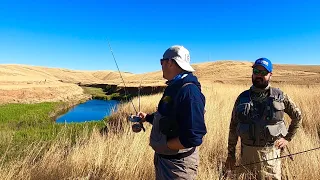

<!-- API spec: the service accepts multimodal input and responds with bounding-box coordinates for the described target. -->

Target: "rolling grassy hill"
[1,61,320,103]
[107,60,320,86]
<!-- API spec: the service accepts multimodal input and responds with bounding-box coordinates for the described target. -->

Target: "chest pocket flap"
[273,101,285,110]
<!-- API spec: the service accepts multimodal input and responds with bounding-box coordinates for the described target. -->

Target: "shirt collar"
[165,72,190,86]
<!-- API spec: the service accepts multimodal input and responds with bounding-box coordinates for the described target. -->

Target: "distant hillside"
[107,61,320,86]
[1,61,320,87]
[0,64,134,84]
[0,64,133,104]
[1,61,319,104]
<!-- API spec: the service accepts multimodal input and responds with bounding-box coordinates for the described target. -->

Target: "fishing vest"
[149,111,194,155]
[149,83,198,155]
[236,87,288,147]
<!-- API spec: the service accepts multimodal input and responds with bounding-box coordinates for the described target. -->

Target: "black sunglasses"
[253,68,269,76]
[160,58,170,64]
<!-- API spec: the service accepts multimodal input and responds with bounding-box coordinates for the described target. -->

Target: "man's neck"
[250,84,270,102]
[167,70,185,81]
[166,71,189,85]
[251,84,270,93]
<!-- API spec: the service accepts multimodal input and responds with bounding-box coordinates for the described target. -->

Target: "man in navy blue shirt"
[138,45,207,180]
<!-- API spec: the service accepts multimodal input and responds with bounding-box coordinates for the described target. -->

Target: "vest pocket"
[272,101,285,110]
[236,103,251,123]
[149,133,180,155]
[159,116,179,138]
[271,101,285,123]
[149,112,179,155]
[266,122,288,138]
[150,112,163,142]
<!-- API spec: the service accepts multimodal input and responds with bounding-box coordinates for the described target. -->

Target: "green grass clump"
[82,87,108,98]
[82,87,130,101]
[0,102,105,163]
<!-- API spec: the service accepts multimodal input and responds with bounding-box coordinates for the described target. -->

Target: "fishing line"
[107,39,138,114]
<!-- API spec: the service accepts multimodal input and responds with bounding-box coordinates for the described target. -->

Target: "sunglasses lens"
[253,68,268,76]
[160,58,170,65]
[261,70,268,76]
[253,68,260,75]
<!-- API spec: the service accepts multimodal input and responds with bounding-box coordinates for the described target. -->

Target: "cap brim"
[252,64,271,72]
[175,60,195,72]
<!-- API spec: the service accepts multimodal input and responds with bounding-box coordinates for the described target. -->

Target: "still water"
[56,100,120,123]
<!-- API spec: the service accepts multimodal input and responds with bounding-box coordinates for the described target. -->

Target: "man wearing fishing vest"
[225,58,302,179]
[138,45,207,180]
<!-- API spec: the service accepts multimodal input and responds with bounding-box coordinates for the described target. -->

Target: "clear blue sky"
[0,0,319,73]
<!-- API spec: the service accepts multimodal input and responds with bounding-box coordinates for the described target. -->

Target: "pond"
[56,99,120,123]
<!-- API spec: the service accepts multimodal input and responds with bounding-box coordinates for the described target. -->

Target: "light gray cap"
[163,45,195,72]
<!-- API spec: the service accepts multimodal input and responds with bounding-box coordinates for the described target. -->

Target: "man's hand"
[225,156,236,170]
[137,112,147,122]
[275,138,289,149]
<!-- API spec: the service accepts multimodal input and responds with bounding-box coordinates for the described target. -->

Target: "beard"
[252,76,269,89]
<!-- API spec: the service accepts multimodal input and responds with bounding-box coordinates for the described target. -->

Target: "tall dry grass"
[0,83,319,180]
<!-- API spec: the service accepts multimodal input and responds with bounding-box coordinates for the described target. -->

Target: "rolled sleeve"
[283,93,302,141]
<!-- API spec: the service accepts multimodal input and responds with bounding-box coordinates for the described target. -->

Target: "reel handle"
[128,115,142,122]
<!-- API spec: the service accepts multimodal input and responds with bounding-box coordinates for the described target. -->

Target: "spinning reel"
[128,115,145,133]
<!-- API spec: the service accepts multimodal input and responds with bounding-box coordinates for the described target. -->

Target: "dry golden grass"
[1,83,319,180]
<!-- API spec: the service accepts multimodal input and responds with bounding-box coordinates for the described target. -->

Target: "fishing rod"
[107,39,145,132]
[235,146,320,168]
[219,146,320,179]
[139,78,141,114]
[107,40,138,113]
[131,77,146,132]
[137,75,146,114]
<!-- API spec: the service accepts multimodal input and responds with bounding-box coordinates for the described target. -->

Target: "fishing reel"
[128,115,145,133]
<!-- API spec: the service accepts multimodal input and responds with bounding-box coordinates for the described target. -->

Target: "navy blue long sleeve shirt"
[146,72,207,148]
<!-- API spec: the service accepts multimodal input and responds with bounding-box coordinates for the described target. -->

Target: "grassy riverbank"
[1,83,320,179]
[82,87,131,101]
[0,102,105,163]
